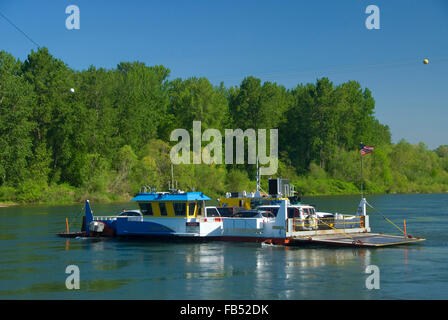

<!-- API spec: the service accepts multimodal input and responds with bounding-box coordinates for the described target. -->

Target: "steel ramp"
[290,233,425,247]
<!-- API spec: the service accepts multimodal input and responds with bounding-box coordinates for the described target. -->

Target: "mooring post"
[404,219,407,238]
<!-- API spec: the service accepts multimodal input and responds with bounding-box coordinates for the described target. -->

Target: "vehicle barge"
[58,178,425,247]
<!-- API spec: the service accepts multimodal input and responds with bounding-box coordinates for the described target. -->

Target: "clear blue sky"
[1,0,447,149]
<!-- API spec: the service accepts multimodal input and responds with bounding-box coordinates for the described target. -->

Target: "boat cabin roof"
[131,192,211,202]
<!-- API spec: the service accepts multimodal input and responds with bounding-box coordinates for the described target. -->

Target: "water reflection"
[184,244,225,279]
[250,245,374,299]
[162,242,377,299]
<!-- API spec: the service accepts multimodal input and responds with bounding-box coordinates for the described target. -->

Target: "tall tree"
[0,51,35,185]
[115,62,170,153]
[22,47,75,183]
[167,77,229,132]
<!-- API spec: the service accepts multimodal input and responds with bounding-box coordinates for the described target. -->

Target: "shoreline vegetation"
[1,189,448,209]
[1,187,447,207]
[0,203,17,207]
[1,47,448,205]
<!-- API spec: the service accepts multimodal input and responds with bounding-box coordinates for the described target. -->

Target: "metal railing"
[292,216,365,232]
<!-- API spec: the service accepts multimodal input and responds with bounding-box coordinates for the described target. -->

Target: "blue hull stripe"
[115,219,175,236]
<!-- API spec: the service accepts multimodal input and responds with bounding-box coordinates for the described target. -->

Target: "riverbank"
[0,203,17,207]
[0,183,131,206]
[0,180,446,206]
[291,176,448,197]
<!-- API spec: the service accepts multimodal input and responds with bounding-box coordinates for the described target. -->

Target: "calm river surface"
[1,193,447,299]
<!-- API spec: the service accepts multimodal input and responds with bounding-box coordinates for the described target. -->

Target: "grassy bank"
[291,177,448,196]
[1,176,446,206]
[0,202,17,207]
[0,183,130,205]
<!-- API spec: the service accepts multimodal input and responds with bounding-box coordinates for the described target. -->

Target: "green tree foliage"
[280,78,391,172]
[229,76,290,130]
[22,47,75,184]
[225,169,253,193]
[115,62,170,152]
[0,48,446,203]
[168,77,229,132]
[0,51,35,186]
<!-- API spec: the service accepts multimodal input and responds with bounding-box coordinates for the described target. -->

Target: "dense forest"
[1,47,447,204]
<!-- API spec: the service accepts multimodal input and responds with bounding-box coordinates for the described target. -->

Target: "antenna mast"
[171,164,175,192]
[360,141,364,199]
[256,155,260,193]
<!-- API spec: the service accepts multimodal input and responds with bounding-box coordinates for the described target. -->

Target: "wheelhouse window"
[159,202,167,216]
[174,202,186,216]
[188,203,196,217]
[139,203,153,216]
[197,202,203,216]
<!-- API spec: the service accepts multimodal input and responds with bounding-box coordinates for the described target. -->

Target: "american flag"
[360,144,374,156]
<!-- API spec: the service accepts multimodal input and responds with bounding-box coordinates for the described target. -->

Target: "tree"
[0,51,35,185]
[229,76,290,131]
[22,47,76,184]
[115,62,170,152]
[167,77,229,133]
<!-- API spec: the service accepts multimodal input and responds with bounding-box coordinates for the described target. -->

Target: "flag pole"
[360,142,364,199]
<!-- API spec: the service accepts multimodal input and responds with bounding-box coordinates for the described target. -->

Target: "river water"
[0,193,447,299]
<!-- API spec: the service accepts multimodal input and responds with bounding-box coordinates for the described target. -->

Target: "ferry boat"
[58,177,425,247]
